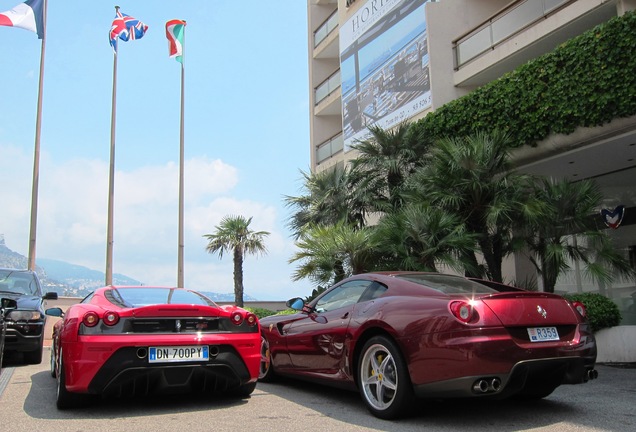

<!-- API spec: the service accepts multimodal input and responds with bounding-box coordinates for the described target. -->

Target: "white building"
[307,0,636,326]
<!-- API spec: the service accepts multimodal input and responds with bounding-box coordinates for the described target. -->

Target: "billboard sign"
[340,0,431,150]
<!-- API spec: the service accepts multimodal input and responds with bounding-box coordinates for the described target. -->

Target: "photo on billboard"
[340,0,431,150]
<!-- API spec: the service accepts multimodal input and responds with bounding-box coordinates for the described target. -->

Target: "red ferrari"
[46,286,260,409]
[258,272,598,419]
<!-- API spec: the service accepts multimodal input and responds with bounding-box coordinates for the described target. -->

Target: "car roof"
[0,267,37,273]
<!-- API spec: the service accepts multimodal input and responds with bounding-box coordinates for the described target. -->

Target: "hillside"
[0,235,254,301]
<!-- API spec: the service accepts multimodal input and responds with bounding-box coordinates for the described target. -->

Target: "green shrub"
[244,307,276,319]
[269,309,298,316]
[410,12,636,149]
[245,307,296,319]
[564,293,622,332]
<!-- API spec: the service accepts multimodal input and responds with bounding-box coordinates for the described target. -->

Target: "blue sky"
[0,1,313,300]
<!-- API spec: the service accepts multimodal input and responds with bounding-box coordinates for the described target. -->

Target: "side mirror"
[44,292,58,300]
[45,307,64,318]
[285,297,305,311]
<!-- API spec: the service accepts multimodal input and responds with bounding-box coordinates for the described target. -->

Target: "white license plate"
[527,327,559,342]
[148,345,209,363]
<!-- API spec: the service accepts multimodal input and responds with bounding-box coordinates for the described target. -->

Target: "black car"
[0,268,58,364]
[1,297,18,371]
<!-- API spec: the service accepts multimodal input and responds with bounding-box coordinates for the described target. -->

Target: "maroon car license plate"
[148,345,209,363]
[527,327,559,342]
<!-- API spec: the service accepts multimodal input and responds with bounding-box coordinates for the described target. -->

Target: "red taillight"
[245,313,257,327]
[103,311,120,326]
[572,301,587,318]
[449,301,474,324]
[230,311,244,325]
[82,311,99,327]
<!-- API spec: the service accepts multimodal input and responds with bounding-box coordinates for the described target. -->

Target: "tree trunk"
[334,260,346,283]
[540,250,556,293]
[478,236,503,282]
[463,251,483,278]
[233,247,244,307]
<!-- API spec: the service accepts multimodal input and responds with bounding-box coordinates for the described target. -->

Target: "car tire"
[23,343,43,365]
[49,342,56,378]
[358,335,414,420]
[56,348,81,410]
[229,381,257,398]
[258,335,276,382]
[515,383,558,400]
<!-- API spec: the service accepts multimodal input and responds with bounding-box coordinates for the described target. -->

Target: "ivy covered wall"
[410,11,636,148]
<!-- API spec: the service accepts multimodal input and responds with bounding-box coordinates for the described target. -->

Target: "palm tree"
[350,121,431,213]
[289,223,376,286]
[523,177,634,293]
[370,203,479,274]
[408,131,543,282]
[203,215,270,307]
[284,166,367,238]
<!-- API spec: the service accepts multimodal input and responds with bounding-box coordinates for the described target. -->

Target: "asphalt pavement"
[1,349,635,432]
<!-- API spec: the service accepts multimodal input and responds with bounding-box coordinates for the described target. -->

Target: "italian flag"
[165,19,186,63]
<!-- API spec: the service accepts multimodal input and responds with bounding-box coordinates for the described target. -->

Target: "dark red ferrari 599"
[258,272,598,419]
[46,285,260,409]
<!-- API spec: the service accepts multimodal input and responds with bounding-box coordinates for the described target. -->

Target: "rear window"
[104,287,216,308]
[395,274,499,295]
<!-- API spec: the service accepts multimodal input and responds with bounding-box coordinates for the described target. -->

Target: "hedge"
[565,292,622,333]
[410,11,636,149]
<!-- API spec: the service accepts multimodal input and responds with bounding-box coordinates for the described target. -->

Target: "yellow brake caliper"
[375,354,383,381]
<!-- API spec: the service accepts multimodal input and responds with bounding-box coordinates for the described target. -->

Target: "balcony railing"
[314,10,339,48]
[315,70,341,105]
[453,0,573,69]
[316,133,344,164]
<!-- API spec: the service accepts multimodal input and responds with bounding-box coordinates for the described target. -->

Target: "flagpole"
[177,24,186,288]
[106,6,120,286]
[27,0,48,271]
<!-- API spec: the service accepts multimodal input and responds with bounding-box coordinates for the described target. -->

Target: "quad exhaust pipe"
[473,377,502,394]
[472,369,596,394]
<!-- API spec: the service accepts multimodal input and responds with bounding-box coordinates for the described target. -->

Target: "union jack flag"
[109,8,148,52]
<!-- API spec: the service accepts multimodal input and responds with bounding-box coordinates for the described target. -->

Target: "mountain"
[36,258,142,295]
[37,258,140,286]
[0,235,255,301]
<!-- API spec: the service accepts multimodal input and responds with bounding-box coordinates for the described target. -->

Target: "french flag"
[0,0,44,39]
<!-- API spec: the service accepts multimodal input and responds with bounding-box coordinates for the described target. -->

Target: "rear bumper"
[89,345,254,396]
[413,355,597,399]
[407,322,597,399]
[61,333,261,395]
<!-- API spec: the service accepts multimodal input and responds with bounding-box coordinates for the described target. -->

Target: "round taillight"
[82,311,99,327]
[572,301,586,318]
[246,313,257,327]
[231,311,244,325]
[450,301,474,324]
[103,311,120,326]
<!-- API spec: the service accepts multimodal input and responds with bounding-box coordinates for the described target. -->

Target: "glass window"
[315,280,374,312]
[395,274,499,295]
[105,287,215,308]
[359,282,388,302]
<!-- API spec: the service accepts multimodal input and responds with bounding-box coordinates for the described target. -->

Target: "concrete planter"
[594,325,636,363]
